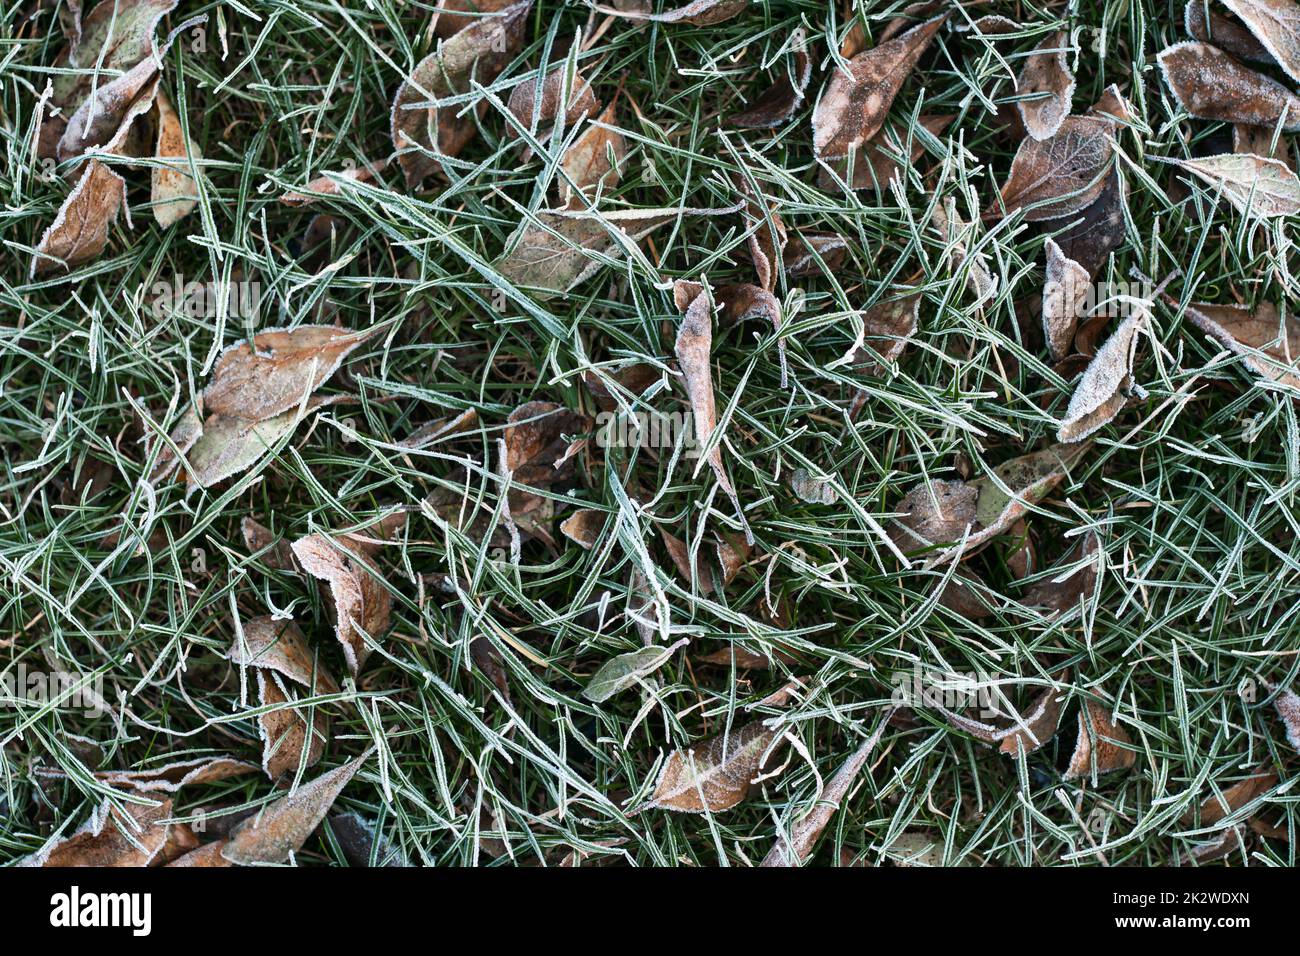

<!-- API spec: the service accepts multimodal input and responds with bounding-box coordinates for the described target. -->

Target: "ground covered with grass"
[2,0,1299,867]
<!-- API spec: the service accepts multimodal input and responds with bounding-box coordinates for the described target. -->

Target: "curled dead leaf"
[1185,0,1274,64]
[1161,152,1300,218]
[31,160,130,278]
[559,101,625,208]
[1220,0,1300,85]
[1043,238,1091,361]
[559,508,606,548]
[730,30,811,128]
[1022,530,1102,613]
[151,88,200,226]
[22,797,172,867]
[1065,698,1136,779]
[593,0,745,26]
[1183,299,1300,388]
[1058,313,1146,442]
[291,534,392,676]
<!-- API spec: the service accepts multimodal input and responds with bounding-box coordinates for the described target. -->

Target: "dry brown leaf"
[495,208,681,297]
[846,293,921,372]
[48,0,177,116]
[227,616,340,694]
[640,720,782,813]
[151,88,200,227]
[782,232,849,277]
[31,160,130,278]
[22,796,172,867]
[930,196,998,310]
[1185,766,1276,826]
[1185,0,1274,63]
[1042,237,1091,361]
[892,444,1088,568]
[730,31,812,128]
[280,160,387,205]
[559,508,606,548]
[593,0,745,26]
[291,534,393,676]
[675,286,751,541]
[329,811,409,867]
[813,13,948,160]
[1017,31,1075,141]
[696,645,798,669]
[1053,166,1128,280]
[1183,299,1300,387]
[1233,122,1296,169]
[999,114,1116,221]
[390,1,530,186]
[1221,0,1300,84]
[204,325,377,422]
[255,671,329,779]
[1058,313,1146,442]
[433,0,520,37]
[182,401,333,491]
[503,401,591,489]
[933,672,1070,754]
[1023,530,1102,613]
[1159,41,1300,130]
[1064,698,1136,779]
[167,839,233,867]
[221,753,367,864]
[760,716,891,866]
[97,757,259,793]
[715,530,751,585]
[241,517,300,570]
[560,101,625,208]
[819,113,953,193]
[935,570,996,619]
[507,65,596,134]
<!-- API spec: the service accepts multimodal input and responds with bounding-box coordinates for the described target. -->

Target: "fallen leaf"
[1263,679,1300,749]
[166,840,233,867]
[789,467,839,505]
[1183,299,1300,387]
[255,671,330,779]
[813,13,948,160]
[1185,0,1274,63]
[893,444,1088,567]
[97,757,259,793]
[819,113,953,193]
[503,401,591,488]
[1064,698,1136,779]
[583,638,689,702]
[495,208,678,297]
[31,160,130,278]
[291,534,393,676]
[559,508,606,548]
[932,672,1070,754]
[184,400,328,490]
[1158,41,1300,131]
[1163,152,1300,217]
[221,753,367,864]
[592,0,745,26]
[227,616,340,694]
[761,715,891,866]
[390,1,530,186]
[640,720,782,813]
[1042,237,1091,360]
[1053,165,1127,279]
[1186,766,1277,826]
[845,293,921,372]
[151,88,200,226]
[22,797,172,867]
[782,232,849,276]
[675,286,751,540]
[204,325,378,422]
[1022,531,1102,612]
[280,160,387,205]
[329,811,408,867]
[559,101,625,207]
[1220,0,1300,84]
[433,0,520,37]
[1234,121,1296,169]
[1058,313,1146,441]
[730,30,812,128]
[241,517,300,570]
[1017,31,1075,141]
[999,114,1116,221]
[507,65,596,134]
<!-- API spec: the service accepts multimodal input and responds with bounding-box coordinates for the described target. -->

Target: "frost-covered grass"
[1,0,1297,866]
